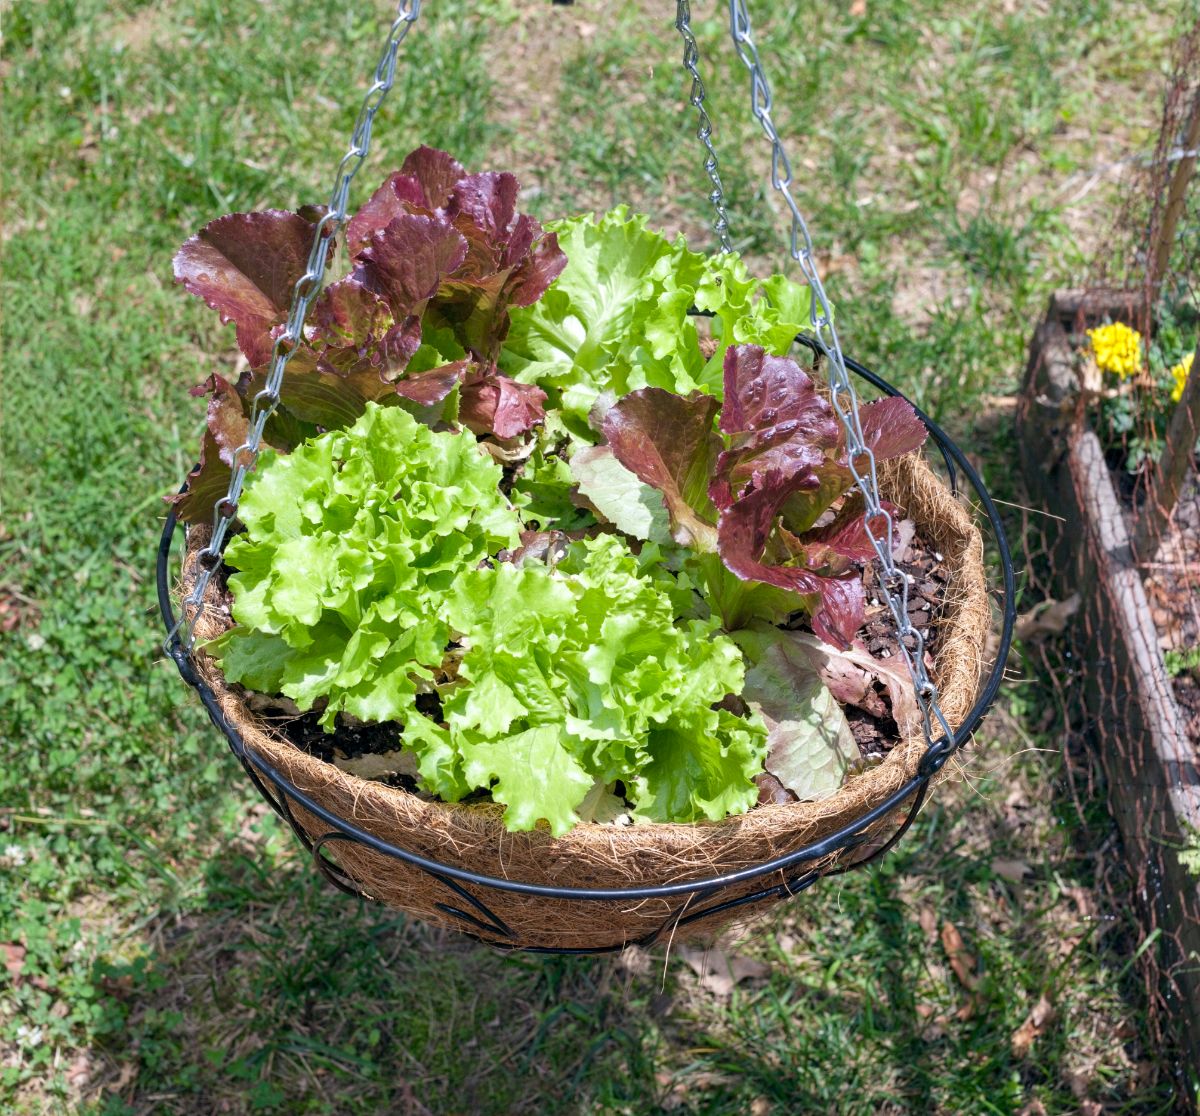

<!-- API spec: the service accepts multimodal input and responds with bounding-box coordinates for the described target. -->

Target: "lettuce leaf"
[211,403,521,741]
[501,207,814,433]
[442,535,765,832]
[591,345,927,646]
[171,148,564,521]
[211,406,766,835]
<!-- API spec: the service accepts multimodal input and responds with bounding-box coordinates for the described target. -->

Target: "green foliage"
[1164,644,1200,678]
[501,207,812,432]
[214,405,765,834]
[213,403,519,724]
[443,536,765,831]
[1179,826,1200,878]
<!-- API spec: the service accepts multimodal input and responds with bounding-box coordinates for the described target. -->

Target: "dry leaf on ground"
[940,921,979,992]
[992,857,1033,882]
[676,944,770,997]
[1011,995,1055,1057]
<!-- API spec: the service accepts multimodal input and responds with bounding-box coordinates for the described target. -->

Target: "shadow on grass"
[75,769,1182,1116]
[80,838,671,1116]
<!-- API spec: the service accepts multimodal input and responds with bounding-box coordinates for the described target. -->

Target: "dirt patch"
[103,7,168,53]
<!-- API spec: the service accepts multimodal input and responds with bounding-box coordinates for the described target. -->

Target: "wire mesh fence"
[1016,15,1200,1090]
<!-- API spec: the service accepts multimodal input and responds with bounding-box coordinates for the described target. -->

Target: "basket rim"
[157,345,1015,902]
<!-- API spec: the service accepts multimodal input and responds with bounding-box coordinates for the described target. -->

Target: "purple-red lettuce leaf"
[702,345,926,646]
[173,148,556,463]
[353,213,469,320]
[345,173,437,257]
[395,361,473,408]
[308,276,392,349]
[458,368,547,439]
[401,144,468,210]
[776,495,900,576]
[859,395,929,459]
[600,388,720,550]
[347,153,566,365]
[780,396,928,533]
[169,427,233,524]
[714,470,867,648]
[173,209,329,368]
[714,344,840,500]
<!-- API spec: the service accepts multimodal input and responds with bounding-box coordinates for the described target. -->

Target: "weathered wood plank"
[1017,291,1200,1090]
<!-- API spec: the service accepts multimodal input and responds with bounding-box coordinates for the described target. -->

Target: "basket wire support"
[158,351,1014,952]
[156,1,1016,952]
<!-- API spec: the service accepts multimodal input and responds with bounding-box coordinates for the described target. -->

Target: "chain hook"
[165,4,425,657]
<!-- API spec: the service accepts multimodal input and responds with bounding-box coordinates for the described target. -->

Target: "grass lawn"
[1,0,1194,1112]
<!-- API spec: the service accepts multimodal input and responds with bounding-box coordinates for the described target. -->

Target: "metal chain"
[727,0,955,756]
[166,0,423,654]
[675,0,733,252]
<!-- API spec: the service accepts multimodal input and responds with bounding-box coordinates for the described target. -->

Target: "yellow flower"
[1087,321,1142,378]
[1170,351,1194,403]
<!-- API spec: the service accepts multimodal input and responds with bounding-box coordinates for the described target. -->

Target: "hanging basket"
[158,351,1009,953]
[156,0,1013,953]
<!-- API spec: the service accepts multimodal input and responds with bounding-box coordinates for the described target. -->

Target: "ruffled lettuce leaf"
[211,407,766,835]
[441,536,765,832]
[173,209,330,368]
[590,344,927,646]
[500,207,813,434]
[210,403,521,744]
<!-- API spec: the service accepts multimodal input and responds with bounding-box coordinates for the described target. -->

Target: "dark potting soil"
[845,528,948,759]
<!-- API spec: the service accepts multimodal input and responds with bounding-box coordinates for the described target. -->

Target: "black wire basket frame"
[157,335,1016,955]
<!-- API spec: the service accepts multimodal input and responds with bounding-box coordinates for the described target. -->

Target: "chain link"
[674,0,733,252]
[727,0,955,755]
[166,0,423,654]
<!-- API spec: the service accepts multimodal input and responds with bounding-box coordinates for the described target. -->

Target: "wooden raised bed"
[1017,289,1200,1088]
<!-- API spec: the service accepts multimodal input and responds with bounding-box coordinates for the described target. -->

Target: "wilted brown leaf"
[917,906,938,943]
[677,944,770,997]
[992,857,1032,882]
[1011,995,1054,1057]
[940,921,979,992]
[916,1001,949,1041]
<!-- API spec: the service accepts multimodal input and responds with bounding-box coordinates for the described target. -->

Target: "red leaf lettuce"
[601,344,927,647]
[170,146,564,521]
